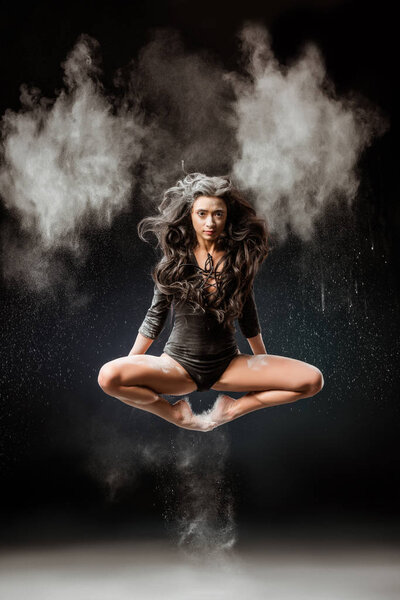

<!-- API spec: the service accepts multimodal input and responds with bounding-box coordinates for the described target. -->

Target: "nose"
[205,217,215,228]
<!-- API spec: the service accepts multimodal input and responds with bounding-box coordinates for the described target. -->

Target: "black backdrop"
[0,0,399,546]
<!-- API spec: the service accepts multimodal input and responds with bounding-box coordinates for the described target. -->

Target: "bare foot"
[190,411,218,432]
[172,398,218,432]
[208,394,236,427]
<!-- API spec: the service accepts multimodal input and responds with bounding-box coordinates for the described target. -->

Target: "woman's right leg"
[97,353,200,429]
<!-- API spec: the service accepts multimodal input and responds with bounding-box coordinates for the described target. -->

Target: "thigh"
[211,353,323,393]
[99,353,197,395]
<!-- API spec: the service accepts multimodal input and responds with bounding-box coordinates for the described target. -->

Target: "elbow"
[245,330,261,340]
[138,329,157,341]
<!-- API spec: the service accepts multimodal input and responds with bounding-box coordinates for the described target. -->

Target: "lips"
[204,230,215,234]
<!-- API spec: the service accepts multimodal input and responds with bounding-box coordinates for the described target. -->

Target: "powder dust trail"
[229,22,388,243]
[0,34,144,295]
[80,407,236,559]
[164,426,236,561]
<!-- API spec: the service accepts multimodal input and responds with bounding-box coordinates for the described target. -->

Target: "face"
[190,195,227,244]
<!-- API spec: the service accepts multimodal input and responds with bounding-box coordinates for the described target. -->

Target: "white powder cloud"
[229,23,388,241]
[0,34,144,293]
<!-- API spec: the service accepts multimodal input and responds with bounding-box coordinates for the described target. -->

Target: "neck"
[194,237,220,254]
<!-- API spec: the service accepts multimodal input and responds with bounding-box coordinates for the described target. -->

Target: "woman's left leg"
[210,353,324,425]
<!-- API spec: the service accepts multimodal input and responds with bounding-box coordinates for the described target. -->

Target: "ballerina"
[98,173,324,430]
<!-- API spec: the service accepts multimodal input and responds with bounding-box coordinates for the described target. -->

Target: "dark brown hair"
[138,172,269,328]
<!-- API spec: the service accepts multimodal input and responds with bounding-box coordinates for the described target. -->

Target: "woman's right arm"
[129,284,172,355]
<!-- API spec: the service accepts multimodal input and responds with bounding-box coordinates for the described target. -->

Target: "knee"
[304,368,324,396]
[97,363,121,392]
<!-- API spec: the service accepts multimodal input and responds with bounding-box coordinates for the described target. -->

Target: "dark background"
[0,0,399,547]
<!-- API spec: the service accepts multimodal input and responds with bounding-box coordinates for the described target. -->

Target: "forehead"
[192,195,226,210]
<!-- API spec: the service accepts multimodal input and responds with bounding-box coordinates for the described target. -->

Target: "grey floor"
[1,538,399,600]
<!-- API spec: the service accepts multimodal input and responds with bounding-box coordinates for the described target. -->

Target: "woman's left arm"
[237,286,267,355]
[247,333,267,355]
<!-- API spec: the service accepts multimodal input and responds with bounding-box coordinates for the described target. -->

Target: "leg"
[209,353,324,425]
[98,353,203,429]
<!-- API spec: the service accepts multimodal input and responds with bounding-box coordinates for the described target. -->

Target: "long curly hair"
[137,172,269,329]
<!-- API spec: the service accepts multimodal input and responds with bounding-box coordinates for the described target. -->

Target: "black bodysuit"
[138,250,261,391]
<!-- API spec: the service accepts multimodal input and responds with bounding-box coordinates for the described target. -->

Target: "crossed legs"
[97,352,324,431]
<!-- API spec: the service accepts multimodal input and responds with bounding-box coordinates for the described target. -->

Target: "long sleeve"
[237,286,261,338]
[138,284,172,340]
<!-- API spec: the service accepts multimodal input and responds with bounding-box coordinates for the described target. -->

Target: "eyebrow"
[196,208,226,212]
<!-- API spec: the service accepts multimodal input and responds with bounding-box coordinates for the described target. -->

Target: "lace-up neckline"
[190,249,227,301]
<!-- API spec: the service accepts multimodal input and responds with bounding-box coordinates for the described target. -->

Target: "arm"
[128,332,155,356]
[129,284,172,356]
[247,332,267,355]
[237,286,267,355]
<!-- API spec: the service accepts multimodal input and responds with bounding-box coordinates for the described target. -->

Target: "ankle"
[172,403,190,427]
[226,402,237,421]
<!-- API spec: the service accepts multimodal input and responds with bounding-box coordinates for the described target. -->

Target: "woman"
[98,173,324,431]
